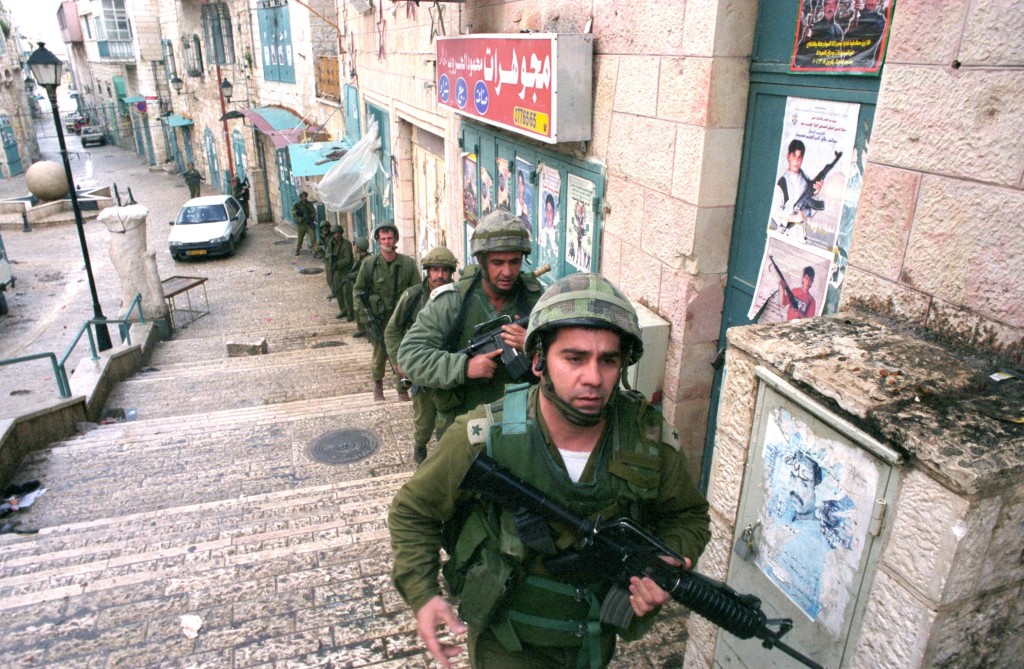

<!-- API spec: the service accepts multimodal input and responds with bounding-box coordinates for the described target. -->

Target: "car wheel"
[0,291,8,316]
[172,253,184,262]
[226,238,236,256]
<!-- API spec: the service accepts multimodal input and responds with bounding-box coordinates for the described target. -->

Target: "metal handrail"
[0,293,147,400]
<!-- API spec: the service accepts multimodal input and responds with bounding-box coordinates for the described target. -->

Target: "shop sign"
[436,33,592,144]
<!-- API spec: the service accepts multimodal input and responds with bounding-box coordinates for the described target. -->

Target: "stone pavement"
[0,126,691,667]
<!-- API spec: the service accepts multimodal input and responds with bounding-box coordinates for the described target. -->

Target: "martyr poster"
[791,0,896,74]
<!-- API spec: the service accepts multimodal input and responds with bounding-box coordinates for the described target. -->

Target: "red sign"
[437,35,556,142]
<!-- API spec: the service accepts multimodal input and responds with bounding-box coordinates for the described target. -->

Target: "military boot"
[373,381,384,402]
[397,388,411,402]
[414,445,427,464]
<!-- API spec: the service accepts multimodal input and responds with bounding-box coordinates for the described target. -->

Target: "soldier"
[398,210,542,437]
[347,237,370,336]
[183,162,204,199]
[315,221,331,260]
[291,191,317,256]
[384,246,458,464]
[329,224,354,318]
[389,273,711,669]
[231,175,250,218]
[354,222,419,401]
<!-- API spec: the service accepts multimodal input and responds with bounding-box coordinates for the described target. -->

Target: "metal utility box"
[624,299,669,403]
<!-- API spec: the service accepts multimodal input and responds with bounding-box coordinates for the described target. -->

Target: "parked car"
[63,112,85,133]
[168,195,248,260]
[80,125,106,147]
[0,231,14,316]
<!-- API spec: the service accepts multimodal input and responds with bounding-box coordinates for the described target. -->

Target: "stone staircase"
[0,263,689,668]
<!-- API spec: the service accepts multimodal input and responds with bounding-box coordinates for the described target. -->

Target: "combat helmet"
[420,246,458,270]
[525,273,643,365]
[373,221,400,242]
[354,237,370,252]
[470,210,531,258]
[330,224,344,234]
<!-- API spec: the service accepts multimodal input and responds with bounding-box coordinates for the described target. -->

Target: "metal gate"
[0,115,22,177]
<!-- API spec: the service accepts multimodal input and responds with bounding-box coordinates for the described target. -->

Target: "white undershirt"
[558,448,592,483]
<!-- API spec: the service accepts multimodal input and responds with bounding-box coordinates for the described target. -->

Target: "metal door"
[412,143,446,260]
[0,115,22,176]
[232,129,248,178]
[365,103,392,234]
[204,128,221,192]
[276,148,298,224]
[701,3,883,488]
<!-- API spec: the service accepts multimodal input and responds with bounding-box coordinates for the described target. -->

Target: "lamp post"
[28,43,112,352]
[215,67,235,179]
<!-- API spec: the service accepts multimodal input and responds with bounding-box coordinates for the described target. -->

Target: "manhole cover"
[274,240,291,246]
[312,340,344,348]
[308,429,379,464]
[298,267,324,274]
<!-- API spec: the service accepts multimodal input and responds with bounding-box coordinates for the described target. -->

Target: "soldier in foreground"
[389,273,711,668]
[354,223,419,401]
[398,211,542,436]
[385,246,459,463]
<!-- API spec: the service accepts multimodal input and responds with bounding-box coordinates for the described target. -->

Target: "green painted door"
[700,3,884,488]
[0,115,22,176]
[277,149,298,224]
[365,103,392,240]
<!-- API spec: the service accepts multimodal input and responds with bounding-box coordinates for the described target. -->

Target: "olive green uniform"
[292,198,317,253]
[347,251,369,333]
[232,180,250,217]
[397,270,542,436]
[329,235,355,313]
[389,385,711,668]
[183,168,203,198]
[354,252,419,385]
[385,281,439,452]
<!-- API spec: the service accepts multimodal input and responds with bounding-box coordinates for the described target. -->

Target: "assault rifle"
[792,150,842,220]
[461,453,825,669]
[769,255,809,318]
[454,263,551,383]
[457,314,532,382]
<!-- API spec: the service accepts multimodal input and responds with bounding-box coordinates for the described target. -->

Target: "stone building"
[0,0,39,177]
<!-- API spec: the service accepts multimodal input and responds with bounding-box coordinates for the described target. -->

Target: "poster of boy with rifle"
[747,237,831,323]
[768,97,859,251]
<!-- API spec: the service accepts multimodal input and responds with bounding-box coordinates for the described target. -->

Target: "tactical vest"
[444,384,669,667]
[432,269,542,416]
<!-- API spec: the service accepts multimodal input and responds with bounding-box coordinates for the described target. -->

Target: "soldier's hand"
[500,322,528,351]
[467,349,503,379]
[628,556,690,617]
[415,595,466,667]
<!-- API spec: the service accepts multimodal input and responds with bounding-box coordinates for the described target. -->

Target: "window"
[182,34,204,77]
[161,39,178,81]
[256,0,295,83]
[83,16,92,40]
[96,0,132,42]
[202,2,235,66]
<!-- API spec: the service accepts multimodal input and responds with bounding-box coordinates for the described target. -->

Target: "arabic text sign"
[437,34,592,144]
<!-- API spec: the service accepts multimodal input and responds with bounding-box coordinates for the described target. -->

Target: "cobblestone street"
[0,127,691,667]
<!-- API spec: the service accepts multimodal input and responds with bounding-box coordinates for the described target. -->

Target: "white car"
[168,195,247,261]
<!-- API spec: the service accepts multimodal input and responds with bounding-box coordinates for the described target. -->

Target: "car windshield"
[177,205,228,224]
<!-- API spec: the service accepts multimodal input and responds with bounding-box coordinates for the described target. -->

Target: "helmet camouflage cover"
[470,210,531,257]
[525,273,643,365]
[420,246,458,270]
[355,237,370,251]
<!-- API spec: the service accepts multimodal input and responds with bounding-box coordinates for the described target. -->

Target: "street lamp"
[170,75,184,94]
[219,78,233,103]
[27,43,112,352]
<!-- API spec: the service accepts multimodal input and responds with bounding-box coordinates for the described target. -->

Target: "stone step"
[11,393,417,529]
[105,341,391,420]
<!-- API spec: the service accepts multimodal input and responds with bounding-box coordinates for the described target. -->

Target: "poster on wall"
[496,158,511,212]
[748,237,832,323]
[748,96,860,322]
[538,165,562,273]
[566,174,595,272]
[463,153,479,226]
[514,157,534,234]
[754,405,880,635]
[791,0,896,75]
[481,167,495,216]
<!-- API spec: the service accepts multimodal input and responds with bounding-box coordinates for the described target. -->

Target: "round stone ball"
[26,160,69,201]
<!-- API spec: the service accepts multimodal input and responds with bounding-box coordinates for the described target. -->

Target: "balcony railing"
[98,40,135,60]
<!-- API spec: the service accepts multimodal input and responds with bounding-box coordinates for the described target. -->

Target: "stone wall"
[841,1,1024,365]
[341,0,758,479]
[691,314,1023,669]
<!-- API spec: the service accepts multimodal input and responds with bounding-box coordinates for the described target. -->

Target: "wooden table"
[161,275,209,329]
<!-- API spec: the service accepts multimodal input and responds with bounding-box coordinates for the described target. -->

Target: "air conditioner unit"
[624,299,669,403]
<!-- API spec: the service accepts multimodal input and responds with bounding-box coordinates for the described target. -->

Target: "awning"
[162,114,193,128]
[221,105,325,149]
[287,139,353,177]
[121,95,145,103]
